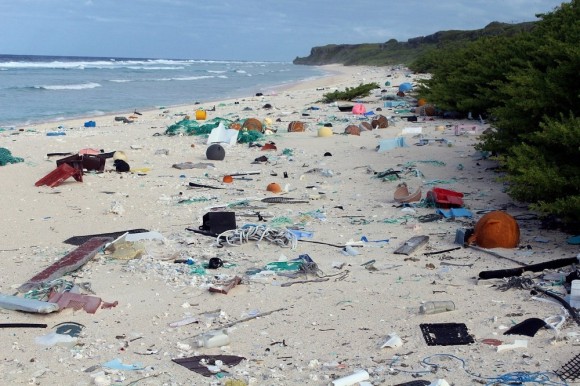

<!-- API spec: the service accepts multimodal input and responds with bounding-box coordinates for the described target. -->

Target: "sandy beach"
[1,64,578,386]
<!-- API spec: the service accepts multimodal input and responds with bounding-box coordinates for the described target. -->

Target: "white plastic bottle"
[197,329,230,348]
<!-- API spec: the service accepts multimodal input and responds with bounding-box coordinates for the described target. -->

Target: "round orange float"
[266,182,282,193]
[222,175,233,183]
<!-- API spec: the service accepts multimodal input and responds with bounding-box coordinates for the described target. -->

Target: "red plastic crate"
[426,187,464,208]
[35,163,83,187]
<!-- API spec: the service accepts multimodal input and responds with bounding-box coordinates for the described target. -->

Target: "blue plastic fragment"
[102,358,144,371]
[437,208,473,218]
[287,229,313,240]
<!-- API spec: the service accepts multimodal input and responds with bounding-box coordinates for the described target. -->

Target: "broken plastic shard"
[496,339,528,352]
[35,332,77,347]
[380,332,403,348]
[102,358,144,371]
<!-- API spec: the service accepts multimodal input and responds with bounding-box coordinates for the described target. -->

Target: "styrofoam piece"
[330,370,370,386]
[497,339,528,352]
[402,126,423,135]
[429,380,450,386]
[125,231,164,242]
[35,332,78,346]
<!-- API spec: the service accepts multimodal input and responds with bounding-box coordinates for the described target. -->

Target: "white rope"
[216,224,297,249]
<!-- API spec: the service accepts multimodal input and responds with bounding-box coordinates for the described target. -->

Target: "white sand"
[0,64,578,386]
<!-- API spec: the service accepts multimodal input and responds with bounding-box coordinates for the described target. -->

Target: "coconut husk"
[371,115,389,129]
[344,125,360,136]
[242,118,263,132]
[359,122,373,131]
[288,121,305,132]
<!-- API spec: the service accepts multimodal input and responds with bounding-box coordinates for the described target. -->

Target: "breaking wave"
[34,82,102,90]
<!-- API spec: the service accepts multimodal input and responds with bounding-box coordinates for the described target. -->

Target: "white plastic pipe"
[330,370,370,386]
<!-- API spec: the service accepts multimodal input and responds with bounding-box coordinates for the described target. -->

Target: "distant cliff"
[293,21,535,66]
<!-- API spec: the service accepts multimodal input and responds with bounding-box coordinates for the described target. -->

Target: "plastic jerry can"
[197,329,230,348]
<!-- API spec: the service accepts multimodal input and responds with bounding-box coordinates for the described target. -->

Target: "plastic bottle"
[419,301,455,315]
[197,329,230,348]
[330,369,370,386]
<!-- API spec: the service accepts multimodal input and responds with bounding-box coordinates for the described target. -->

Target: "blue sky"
[0,0,566,61]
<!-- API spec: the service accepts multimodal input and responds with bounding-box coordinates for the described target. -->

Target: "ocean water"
[0,54,326,127]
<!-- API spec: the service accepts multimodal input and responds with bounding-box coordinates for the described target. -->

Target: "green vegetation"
[319,82,380,103]
[293,22,535,66]
[412,0,579,229]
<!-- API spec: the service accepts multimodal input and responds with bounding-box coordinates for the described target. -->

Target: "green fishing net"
[165,117,233,136]
[165,117,265,144]
[237,130,264,144]
[0,148,24,166]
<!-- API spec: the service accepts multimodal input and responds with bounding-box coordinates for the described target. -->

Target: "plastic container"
[419,301,455,315]
[197,329,230,348]
[570,280,580,308]
[195,110,207,120]
[330,369,370,386]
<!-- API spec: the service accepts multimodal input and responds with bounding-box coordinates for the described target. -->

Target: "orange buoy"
[468,211,520,248]
[195,110,207,120]
[266,182,282,193]
[222,175,233,183]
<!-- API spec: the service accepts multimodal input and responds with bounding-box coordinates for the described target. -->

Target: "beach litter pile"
[1,66,579,386]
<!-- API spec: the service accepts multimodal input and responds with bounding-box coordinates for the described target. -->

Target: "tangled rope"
[393,353,568,385]
[217,224,298,249]
[23,278,77,300]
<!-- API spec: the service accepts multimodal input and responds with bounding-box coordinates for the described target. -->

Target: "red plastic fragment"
[48,292,102,314]
[35,163,83,187]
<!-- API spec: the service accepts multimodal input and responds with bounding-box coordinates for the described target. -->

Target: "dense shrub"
[411,0,580,230]
[319,82,380,103]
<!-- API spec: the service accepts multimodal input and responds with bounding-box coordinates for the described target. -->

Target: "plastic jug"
[197,329,230,348]
[570,280,580,308]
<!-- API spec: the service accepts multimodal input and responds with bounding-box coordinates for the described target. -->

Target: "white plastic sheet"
[206,122,238,146]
